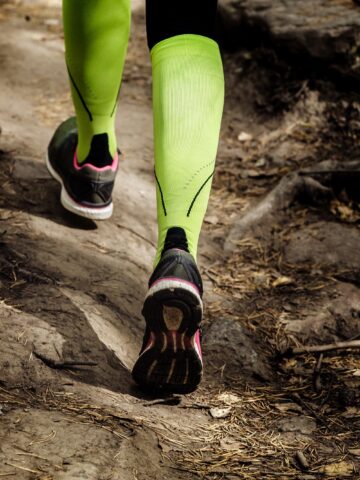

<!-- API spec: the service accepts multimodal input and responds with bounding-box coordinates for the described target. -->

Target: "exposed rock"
[281,282,360,343]
[0,303,64,387]
[277,415,317,444]
[204,317,272,382]
[278,415,316,435]
[220,0,360,79]
[284,221,360,273]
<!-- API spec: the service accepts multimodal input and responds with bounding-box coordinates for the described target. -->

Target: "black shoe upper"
[48,117,118,207]
[139,229,203,355]
[149,248,203,297]
[149,228,203,296]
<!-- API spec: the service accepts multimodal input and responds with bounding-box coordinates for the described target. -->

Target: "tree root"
[225,172,331,250]
[225,160,360,251]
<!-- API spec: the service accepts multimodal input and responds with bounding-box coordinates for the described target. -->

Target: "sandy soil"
[0,1,359,479]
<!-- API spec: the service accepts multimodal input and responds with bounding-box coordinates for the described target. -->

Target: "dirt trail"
[0,1,360,479]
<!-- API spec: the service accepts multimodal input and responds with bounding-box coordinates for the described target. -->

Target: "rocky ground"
[0,0,359,479]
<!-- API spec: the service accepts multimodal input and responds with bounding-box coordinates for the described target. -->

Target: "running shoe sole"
[46,153,113,220]
[132,278,203,394]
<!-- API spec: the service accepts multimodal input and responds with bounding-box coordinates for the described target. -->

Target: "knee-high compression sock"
[63,0,131,162]
[151,34,224,265]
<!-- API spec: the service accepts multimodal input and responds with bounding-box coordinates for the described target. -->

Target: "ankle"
[77,133,115,167]
[162,227,189,255]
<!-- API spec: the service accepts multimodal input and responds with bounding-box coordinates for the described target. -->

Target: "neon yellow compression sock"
[62,0,131,162]
[151,34,224,265]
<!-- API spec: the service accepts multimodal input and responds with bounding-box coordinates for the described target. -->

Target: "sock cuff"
[151,34,221,65]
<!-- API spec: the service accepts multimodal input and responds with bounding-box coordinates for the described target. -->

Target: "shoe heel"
[132,279,203,393]
[143,278,203,334]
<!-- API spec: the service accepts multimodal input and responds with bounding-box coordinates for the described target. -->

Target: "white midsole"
[146,278,203,312]
[45,153,113,220]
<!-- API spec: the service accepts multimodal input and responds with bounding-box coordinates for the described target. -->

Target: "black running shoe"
[46,117,119,220]
[132,246,204,394]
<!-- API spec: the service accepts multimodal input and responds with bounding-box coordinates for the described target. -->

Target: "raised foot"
[132,330,202,394]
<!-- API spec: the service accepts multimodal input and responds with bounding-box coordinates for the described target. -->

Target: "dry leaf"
[237,132,253,142]
[210,407,232,419]
[272,276,294,288]
[251,271,270,287]
[274,402,303,414]
[340,407,360,418]
[330,200,360,223]
[220,439,243,451]
[216,393,241,405]
[242,169,261,178]
[204,215,219,225]
[349,449,360,456]
[320,461,354,477]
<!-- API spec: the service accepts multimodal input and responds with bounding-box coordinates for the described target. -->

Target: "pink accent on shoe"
[194,330,203,362]
[73,150,119,172]
[150,277,200,295]
[141,332,155,355]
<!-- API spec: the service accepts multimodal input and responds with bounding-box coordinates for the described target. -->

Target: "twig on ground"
[313,353,324,393]
[29,429,57,446]
[15,452,62,470]
[179,403,211,410]
[203,269,222,287]
[295,450,309,471]
[116,223,156,248]
[4,463,41,475]
[33,351,97,369]
[290,393,328,427]
[284,340,360,356]
[300,169,360,175]
[143,397,182,407]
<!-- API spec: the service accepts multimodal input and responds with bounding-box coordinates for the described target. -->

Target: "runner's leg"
[131,0,224,392]
[147,0,224,265]
[46,0,131,220]
[63,0,131,162]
